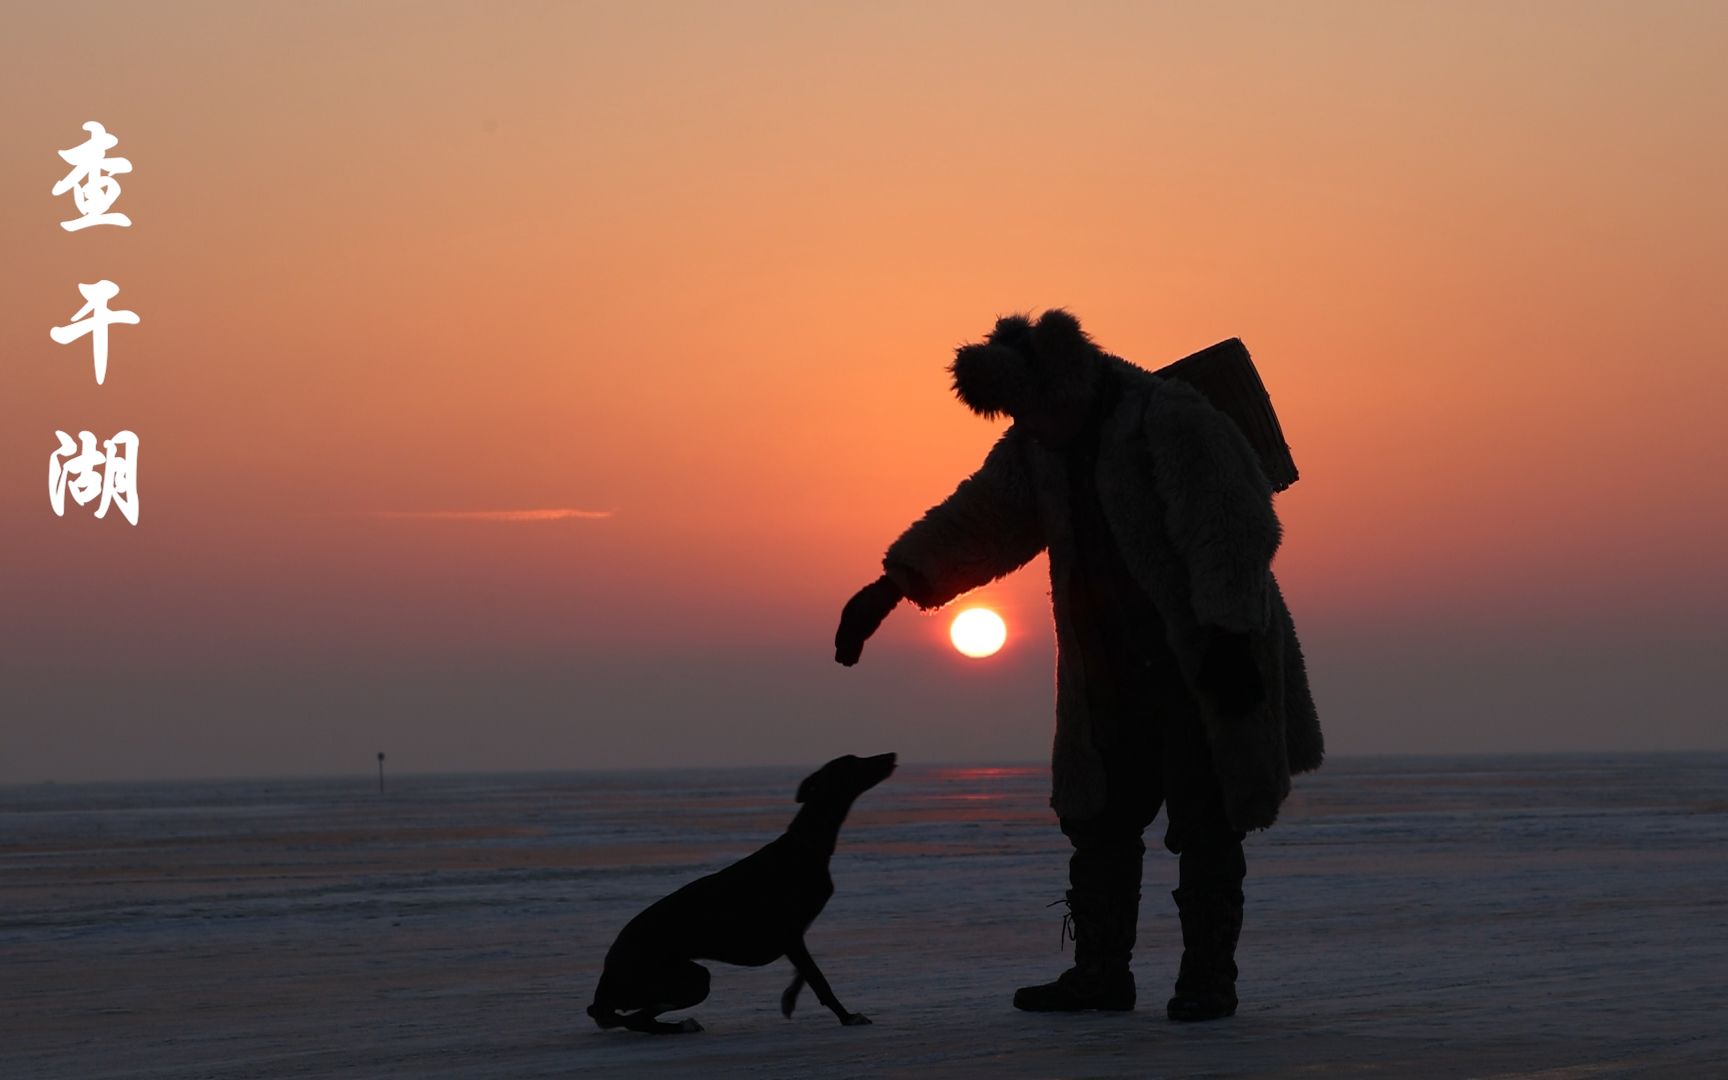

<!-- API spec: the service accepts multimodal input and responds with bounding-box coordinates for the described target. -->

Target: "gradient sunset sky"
[3,2,1724,782]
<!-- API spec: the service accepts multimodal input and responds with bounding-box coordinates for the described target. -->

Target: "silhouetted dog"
[586,752,896,1034]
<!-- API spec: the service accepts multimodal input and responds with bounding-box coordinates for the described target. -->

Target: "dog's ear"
[795,774,817,803]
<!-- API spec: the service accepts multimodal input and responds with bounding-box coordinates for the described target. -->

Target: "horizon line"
[6,748,1728,790]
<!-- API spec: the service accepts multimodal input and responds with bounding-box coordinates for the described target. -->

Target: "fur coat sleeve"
[881,431,1046,609]
[1146,384,1283,635]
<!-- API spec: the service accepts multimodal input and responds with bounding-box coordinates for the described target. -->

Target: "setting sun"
[949,608,1007,659]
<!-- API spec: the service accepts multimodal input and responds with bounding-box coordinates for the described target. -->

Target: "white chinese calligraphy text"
[49,429,140,525]
[50,280,139,386]
[52,121,133,231]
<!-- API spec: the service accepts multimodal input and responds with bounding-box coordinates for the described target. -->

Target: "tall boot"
[1166,842,1245,1022]
[1013,840,1142,1011]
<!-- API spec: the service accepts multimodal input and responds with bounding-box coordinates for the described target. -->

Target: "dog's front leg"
[785,939,871,1026]
[780,971,805,1018]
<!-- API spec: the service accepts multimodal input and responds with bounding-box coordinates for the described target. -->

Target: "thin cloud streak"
[367,508,616,522]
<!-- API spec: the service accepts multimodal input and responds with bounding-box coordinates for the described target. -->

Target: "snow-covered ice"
[4,754,1724,1078]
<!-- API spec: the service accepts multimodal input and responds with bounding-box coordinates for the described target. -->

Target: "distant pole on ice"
[377,751,386,794]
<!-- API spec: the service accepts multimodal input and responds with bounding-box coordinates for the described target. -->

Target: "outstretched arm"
[835,430,1043,665]
[881,429,1045,610]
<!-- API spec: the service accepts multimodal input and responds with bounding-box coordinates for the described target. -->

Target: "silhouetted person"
[835,310,1321,1021]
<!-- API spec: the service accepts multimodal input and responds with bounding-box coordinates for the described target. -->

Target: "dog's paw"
[841,1013,872,1026]
[677,1018,704,1034]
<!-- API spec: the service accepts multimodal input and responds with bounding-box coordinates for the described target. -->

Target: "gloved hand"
[1196,628,1265,714]
[834,575,904,666]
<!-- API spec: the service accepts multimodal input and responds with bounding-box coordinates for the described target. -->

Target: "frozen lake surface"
[3,753,1725,1078]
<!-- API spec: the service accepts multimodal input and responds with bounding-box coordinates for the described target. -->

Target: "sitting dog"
[586,752,897,1034]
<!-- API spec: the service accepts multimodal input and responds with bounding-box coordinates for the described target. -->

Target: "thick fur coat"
[882,312,1322,831]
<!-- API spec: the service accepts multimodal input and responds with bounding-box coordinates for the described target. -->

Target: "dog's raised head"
[795,753,897,806]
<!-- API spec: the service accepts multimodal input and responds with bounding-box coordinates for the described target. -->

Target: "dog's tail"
[586,1001,626,1029]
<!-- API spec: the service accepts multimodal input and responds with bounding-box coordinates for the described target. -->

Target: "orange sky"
[3,2,1725,781]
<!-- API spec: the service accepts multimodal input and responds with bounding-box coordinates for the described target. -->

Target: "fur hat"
[949,308,1103,418]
